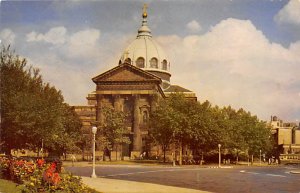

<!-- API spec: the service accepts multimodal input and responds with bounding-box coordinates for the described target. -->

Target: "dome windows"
[136,57,145,68]
[150,57,158,68]
[162,59,168,70]
[125,58,131,64]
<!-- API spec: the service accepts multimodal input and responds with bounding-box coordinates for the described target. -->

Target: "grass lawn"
[0,179,23,193]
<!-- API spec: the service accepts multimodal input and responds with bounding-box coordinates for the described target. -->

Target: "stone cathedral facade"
[74,6,197,159]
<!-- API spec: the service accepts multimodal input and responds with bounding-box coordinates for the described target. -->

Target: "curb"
[290,170,300,174]
[207,166,233,169]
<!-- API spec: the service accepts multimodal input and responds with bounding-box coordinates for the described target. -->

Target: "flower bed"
[0,156,97,193]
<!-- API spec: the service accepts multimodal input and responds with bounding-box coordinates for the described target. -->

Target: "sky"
[1,0,300,122]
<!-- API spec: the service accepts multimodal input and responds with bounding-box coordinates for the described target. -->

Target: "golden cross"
[143,4,148,17]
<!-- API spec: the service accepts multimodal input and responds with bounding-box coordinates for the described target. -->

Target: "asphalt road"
[66,165,300,193]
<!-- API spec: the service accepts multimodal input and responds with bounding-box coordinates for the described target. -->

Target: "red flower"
[37,159,45,167]
[52,173,61,185]
[50,163,56,170]
[43,162,59,184]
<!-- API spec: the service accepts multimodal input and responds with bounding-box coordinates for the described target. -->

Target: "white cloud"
[26,27,101,59]
[66,29,101,59]
[0,28,16,45]
[186,20,202,33]
[274,0,300,25]
[157,18,300,120]
[26,26,67,44]
[23,27,121,105]
[24,51,95,105]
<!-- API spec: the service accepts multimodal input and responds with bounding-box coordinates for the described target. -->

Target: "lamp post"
[41,139,44,159]
[218,144,221,168]
[259,150,262,166]
[91,126,97,178]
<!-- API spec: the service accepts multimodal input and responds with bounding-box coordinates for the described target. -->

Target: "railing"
[279,154,300,164]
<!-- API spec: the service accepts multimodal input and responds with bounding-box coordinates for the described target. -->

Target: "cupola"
[119,4,171,90]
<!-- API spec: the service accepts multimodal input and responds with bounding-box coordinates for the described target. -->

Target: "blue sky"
[1,0,300,122]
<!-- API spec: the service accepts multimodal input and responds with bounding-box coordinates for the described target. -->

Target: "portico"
[89,63,164,158]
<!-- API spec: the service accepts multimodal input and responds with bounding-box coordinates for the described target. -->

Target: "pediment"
[92,63,161,83]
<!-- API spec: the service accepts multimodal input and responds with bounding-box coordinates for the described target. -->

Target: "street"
[66,165,300,193]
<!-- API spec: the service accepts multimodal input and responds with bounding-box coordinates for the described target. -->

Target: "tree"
[100,106,131,160]
[150,91,273,164]
[149,99,178,162]
[218,107,272,163]
[189,101,223,156]
[50,104,82,157]
[0,46,82,156]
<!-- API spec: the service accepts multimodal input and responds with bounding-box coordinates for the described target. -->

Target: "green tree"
[150,91,273,164]
[219,107,272,163]
[100,106,131,160]
[149,99,179,162]
[50,104,82,157]
[0,46,82,156]
[150,93,194,164]
[189,101,223,157]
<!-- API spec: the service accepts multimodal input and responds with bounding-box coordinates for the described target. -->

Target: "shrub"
[0,157,96,193]
[0,156,12,179]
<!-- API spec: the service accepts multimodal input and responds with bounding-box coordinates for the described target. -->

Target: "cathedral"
[74,5,197,159]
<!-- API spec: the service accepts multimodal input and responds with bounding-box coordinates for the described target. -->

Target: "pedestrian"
[71,154,76,166]
[140,153,143,159]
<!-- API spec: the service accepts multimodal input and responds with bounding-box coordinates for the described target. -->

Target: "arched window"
[162,59,167,70]
[136,57,145,68]
[125,58,131,64]
[150,57,158,68]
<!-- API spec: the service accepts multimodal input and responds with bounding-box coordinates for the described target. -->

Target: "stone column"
[113,94,121,111]
[96,95,105,125]
[148,94,157,156]
[132,95,141,158]
[150,94,157,113]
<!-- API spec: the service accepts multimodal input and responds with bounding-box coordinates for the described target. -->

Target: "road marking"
[100,168,208,177]
[100,169,180,177]
[240,170,287,178]
[239,170,259,175]
[245,172,259,175]
[266,174,286,178]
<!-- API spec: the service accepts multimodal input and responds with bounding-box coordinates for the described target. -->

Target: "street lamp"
[41,139,44,159]
[91,126,97,178]
[218,144,221,168]
[259,150,262,166]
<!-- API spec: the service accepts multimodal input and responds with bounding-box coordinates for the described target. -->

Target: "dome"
[120,7,171,90]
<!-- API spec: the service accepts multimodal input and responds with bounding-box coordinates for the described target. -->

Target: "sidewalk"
[290,170,300,174]
[81,177,212,193]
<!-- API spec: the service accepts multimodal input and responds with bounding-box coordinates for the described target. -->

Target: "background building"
[270,116,300,155]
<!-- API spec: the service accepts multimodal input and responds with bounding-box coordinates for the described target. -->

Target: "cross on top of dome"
[138,4,151,37]
[143,4,148,18]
